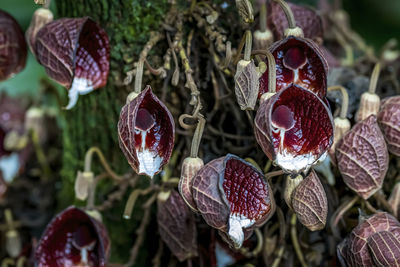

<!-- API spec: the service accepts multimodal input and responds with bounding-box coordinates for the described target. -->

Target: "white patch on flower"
[65,77,94,110]
[135,129,162,178]
[0,153,20,182]
[293,69,299,83]
[228,214,255,249]
[215,242,235,267]
[272,127,316,173]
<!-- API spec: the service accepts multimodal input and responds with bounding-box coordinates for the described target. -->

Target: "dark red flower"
[118,86,175,178]
[192,154,275,248]
[255,84,334,173]
[259,36,328,99]
[35,17,110,109]
[0,9,27,81]
[35,206,110,267]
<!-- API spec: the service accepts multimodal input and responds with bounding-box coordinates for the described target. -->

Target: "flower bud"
[179,157,204,212]
[355,92,380,122]
[74,171,94,201]
[377,96,400,156]
[283,174,303,210]
[26,8,53,55]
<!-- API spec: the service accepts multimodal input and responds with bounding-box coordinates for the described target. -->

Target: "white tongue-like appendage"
[272,126,315,174]
[65,77,94,110]
[228,214,255,249]
[0,152,20,182]
[135,129,162,178]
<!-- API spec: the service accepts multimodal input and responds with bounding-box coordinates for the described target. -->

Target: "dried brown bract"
[291,170,328,231]
[336,115,389,199]
[157,190,198,262]
[377,96,400,156]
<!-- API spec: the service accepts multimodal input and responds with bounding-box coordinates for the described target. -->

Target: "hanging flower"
[35,206,110,267]
[255,84,334,173]
[118,86,175,178]
[34,17,110,109]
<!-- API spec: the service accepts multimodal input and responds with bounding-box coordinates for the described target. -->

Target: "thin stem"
[144,59,166,77]
[123,187,154,219]
[327,85,349,119]
[84,147,123,182]
[368,62,381,94]
[244,30,252,61]
[272,0,296,29]
[260,2,267,32]
[31,130,51,180]
[264,50,276,93]
[134,60,144,93]
[233,32,248,65]
[374,190,394,214]
[265,170,285,179]
[240,228,263,257]
[190,116,205,158]
[4,209,14,230]
[271,246,285,267]
[290,214,307,267]
[330,195,359,239]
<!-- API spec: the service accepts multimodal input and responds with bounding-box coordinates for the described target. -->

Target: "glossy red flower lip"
[118,86,175,178]
[35,206,110,267]
[35,17,110,109]
[255,84,334,174]
[192,154,275,248]
[259,36,328,99]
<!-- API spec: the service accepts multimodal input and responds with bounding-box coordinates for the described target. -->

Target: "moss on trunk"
[55,0,168,263]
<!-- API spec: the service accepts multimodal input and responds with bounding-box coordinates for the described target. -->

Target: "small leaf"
[234,60,259,110]
[336,115,389,199]
[157,190,198,262]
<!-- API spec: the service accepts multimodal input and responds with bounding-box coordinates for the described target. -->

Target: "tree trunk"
[56,0,168,263]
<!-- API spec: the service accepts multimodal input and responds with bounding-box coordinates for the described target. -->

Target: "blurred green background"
[1,0,400,96]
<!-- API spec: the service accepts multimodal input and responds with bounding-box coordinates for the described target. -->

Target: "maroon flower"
[118,86,175,178]
[337,212,400,267]
[35,206,110,267]
[268,2,324,42]
[35,17,110,109]
[377,96,400,156]
[0,9,27,81]
[192,154,275,248]
[259,36,328,99]
[255,84,334,173]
